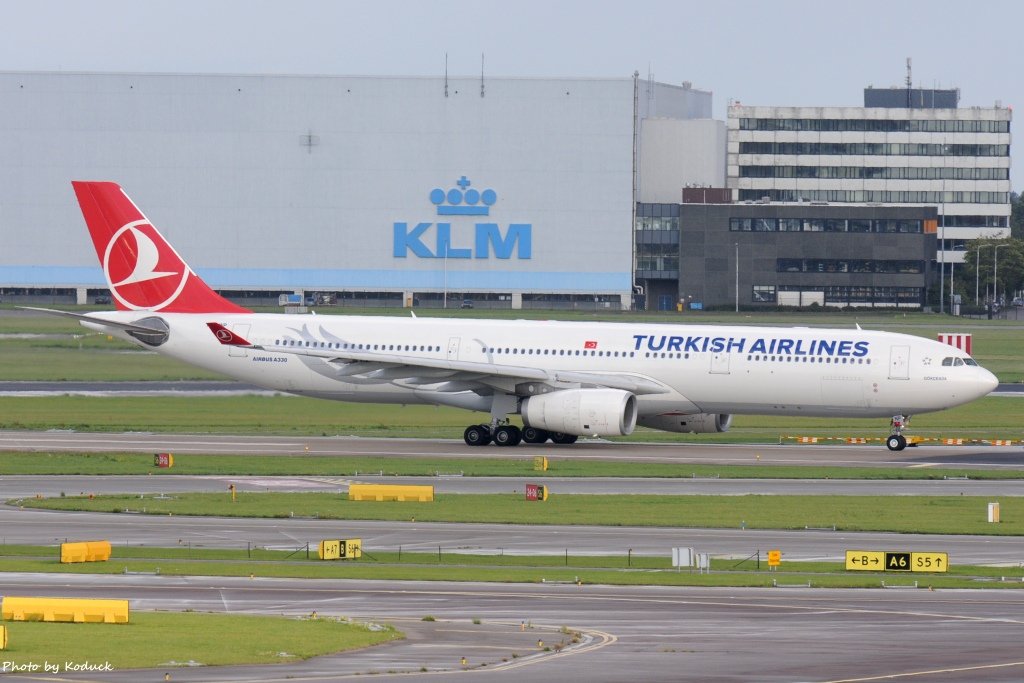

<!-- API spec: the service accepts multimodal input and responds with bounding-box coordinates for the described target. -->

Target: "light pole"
[734,242,739,313]
[993,243,1008,307]
[975,246,982,305]
[976,242,997,305]
[950,260,955,314]
[939,220,945,314]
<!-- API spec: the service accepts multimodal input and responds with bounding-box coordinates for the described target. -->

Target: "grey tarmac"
[1,574,1023,682]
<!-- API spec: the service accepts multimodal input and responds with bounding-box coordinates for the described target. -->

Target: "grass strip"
[3,450,1023,479]
[12,492,1024,535]
[0,545,1019,590]
[1,394,1022,442]
[0,611,401,671]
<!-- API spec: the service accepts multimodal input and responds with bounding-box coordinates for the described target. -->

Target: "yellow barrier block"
[1,597,129,624]
[60,540,112,563]
[348,484,433,502]
[0,623,7,650]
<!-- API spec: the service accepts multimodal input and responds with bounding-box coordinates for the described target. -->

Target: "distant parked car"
[460,299,474,309]
[94,294,111,305]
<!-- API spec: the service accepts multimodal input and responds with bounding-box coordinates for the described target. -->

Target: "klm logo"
[393,176,532,259]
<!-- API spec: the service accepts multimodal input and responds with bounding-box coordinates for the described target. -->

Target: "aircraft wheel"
[885,434,907,451]
[522,427,550,444]
[493,425,522,447]
[464,425,491,447]
[550,432,578,445]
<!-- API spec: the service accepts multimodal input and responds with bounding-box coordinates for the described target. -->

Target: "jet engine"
[521,388,637,437]
[636,413,732,434]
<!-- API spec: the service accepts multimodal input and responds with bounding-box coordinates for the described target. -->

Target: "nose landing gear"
[886,415,909,451]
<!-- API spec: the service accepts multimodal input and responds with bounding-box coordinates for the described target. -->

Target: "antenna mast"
[905,57,912,108]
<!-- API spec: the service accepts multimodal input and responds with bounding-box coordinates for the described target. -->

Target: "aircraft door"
[888,345,910,380]
[709,350,731,375]
[447,336,461,361]
[229,324,250,357]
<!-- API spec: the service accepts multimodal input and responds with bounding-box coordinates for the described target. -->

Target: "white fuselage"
[85,312,998,420]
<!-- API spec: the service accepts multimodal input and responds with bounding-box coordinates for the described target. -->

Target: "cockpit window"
[941,357,953,366]
[964,358,979,366]
[942,356,974,367]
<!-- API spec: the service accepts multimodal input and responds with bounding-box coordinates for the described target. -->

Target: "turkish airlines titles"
[632,335,871,357]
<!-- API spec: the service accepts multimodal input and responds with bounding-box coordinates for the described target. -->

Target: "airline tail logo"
[105,220,189,311]
[73,181,250,314]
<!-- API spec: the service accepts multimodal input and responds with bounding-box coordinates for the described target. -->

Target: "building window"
[738,141,1009,158]
[739,188,1008,205]
[776,259,924,274]
[738,165,1009,181]
[738,118,1010,134]
[752,285,777,303]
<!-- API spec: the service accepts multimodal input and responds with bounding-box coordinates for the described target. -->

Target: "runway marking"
[823,659,1024,682]
[906,463,938,468]
[0,436,307,447]
[7,578,1021,626]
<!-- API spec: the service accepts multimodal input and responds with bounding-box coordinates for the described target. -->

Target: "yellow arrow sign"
[318,540,341,560]
[845,550,948,573]
[911,552,948,573]
[845,550,884,571]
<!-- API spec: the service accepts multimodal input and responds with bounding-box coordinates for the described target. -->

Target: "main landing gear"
[886,414,910,451]
[462,423,579,447]
[464,394,580,447]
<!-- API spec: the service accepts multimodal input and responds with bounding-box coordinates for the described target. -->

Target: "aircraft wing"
[206,322,669,396]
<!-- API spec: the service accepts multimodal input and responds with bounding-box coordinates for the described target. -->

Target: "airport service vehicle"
[30,182,998,451]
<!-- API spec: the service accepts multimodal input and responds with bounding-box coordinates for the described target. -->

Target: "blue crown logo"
[429,176,497,216]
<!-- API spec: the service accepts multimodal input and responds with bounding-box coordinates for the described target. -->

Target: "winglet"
[206,322,252,346]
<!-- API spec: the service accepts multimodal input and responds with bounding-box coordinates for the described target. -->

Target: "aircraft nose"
[980,368,999,395]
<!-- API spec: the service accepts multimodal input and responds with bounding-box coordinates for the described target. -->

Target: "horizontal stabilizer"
[17,307,168,335]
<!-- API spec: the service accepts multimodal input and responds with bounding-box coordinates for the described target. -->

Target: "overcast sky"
[4,0,1021,189]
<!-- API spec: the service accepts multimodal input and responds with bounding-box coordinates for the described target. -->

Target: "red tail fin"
[72,181,250,313]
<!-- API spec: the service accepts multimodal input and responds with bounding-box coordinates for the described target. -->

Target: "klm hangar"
[0,71,716,310]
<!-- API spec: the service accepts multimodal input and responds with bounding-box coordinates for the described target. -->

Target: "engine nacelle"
[521,389,637,437]
[636,413,732,434]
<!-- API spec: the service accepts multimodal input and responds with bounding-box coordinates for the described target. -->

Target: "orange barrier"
[60,540,112,563]
[1,597,128,624]
[348,484,433,502]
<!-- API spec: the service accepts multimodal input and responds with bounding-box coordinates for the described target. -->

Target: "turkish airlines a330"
[27,182,999,451]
